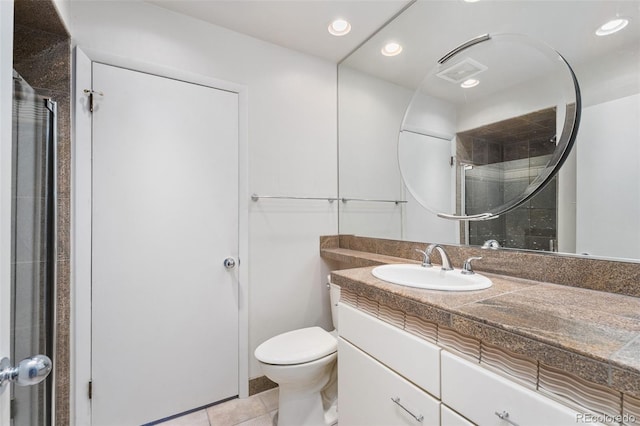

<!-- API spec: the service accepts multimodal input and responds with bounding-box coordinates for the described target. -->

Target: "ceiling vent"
[436,57,487,83]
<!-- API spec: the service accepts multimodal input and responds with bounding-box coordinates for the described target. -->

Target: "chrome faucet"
[482,239,501,249]
[427,244,454,271]
[415,245,453,270]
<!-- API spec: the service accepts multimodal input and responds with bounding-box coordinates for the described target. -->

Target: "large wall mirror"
[399,33,580,221]
[338,0,640,261]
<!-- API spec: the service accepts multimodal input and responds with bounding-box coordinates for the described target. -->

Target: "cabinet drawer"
[441,405,474,426]
[338,338,440,426]
[441,351,594,426]
[338,303,441,397]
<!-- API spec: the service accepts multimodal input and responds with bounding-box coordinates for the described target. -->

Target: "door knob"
[223,257,237,270]
[0,355,52,390]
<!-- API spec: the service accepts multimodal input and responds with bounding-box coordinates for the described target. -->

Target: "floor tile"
[235,413,274,426]
[206,395,267,426]
[157,409,210,426]
[257,388,279,412]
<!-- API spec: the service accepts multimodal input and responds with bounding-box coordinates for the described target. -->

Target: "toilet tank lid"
[254,326,337,365]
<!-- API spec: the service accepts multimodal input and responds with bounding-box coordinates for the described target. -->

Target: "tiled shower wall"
[13,0,71,423]
[457,108,558,251]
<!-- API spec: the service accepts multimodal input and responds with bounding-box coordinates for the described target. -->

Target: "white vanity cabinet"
[441,351,593,426]
[339,338,441,425]
[441,405,474,426]
[338,303,441,396]
[338,303,442,425]
[337,301,603,426]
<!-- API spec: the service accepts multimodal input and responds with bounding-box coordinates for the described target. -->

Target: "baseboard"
[248,375,277,396]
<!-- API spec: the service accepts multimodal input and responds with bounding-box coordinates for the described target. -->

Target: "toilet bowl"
[254,282,340,426]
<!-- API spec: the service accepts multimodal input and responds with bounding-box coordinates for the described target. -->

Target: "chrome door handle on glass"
[223,257,237,270]
[0,355,52,391]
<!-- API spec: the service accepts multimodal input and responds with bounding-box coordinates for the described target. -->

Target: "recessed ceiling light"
[381,42,403,57]
[461,79,480,88]
[328,19,351,36]
[596,18,629,36]
[464,0,481,2]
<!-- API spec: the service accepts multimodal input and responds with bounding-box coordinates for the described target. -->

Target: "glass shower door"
[9,71,55,426]
[462,158,558,251]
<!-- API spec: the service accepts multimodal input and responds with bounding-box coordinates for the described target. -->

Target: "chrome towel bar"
[341,197,407,205]
[251,194,338,202]
[251,194,407,204]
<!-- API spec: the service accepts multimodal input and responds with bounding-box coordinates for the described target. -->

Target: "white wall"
[338,66,459,243]
[62,0,337,382]
[338,66,406,239]
[557,148,577,254]
[576,94,640,260]
[574,45,640,108]
[401,92,458,242]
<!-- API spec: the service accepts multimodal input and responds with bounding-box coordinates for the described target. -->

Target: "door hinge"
[88,380,93,399]
[450,156,455,167]
[83,89,104,113]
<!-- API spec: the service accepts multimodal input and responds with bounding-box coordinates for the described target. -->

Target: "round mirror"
[399,33,581,221]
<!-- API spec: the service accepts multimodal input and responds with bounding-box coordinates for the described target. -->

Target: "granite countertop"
[323,247,640,398]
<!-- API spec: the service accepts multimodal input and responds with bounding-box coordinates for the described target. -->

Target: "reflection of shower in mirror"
[399,33,581,221]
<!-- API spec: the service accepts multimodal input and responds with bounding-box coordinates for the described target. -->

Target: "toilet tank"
[329,281,341,331]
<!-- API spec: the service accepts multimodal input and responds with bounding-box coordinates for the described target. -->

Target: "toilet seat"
[255,326,337,365]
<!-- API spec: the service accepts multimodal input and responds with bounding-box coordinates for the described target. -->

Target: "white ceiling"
[149,0,639,91]
[148,0,412,63]
[343,0,640,89]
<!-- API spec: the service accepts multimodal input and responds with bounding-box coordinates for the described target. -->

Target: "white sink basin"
[371,264,492,291]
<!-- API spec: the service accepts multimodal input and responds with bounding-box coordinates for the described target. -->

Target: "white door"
[91,63,239,426]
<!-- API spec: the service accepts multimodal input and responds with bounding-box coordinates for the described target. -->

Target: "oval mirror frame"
[398,33,581,221]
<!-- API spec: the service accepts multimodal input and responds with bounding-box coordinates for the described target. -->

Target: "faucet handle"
[461,256,482,275]
[414,249,432,268]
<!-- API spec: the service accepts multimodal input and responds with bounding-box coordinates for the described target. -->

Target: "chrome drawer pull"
[391,397,424,422]
[495,410,520,426]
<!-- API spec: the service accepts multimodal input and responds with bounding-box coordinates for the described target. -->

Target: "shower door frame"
[10,77,58,426]
[72,47,250,425]
[0,1,15,423]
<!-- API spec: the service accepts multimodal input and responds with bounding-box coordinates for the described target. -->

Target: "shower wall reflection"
[11,71,55,426]
[458,108,558,251]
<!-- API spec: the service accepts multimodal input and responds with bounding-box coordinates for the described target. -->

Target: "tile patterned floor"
[158,388,279,426]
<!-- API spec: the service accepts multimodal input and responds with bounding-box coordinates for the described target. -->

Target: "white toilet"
[254,282,341,426]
